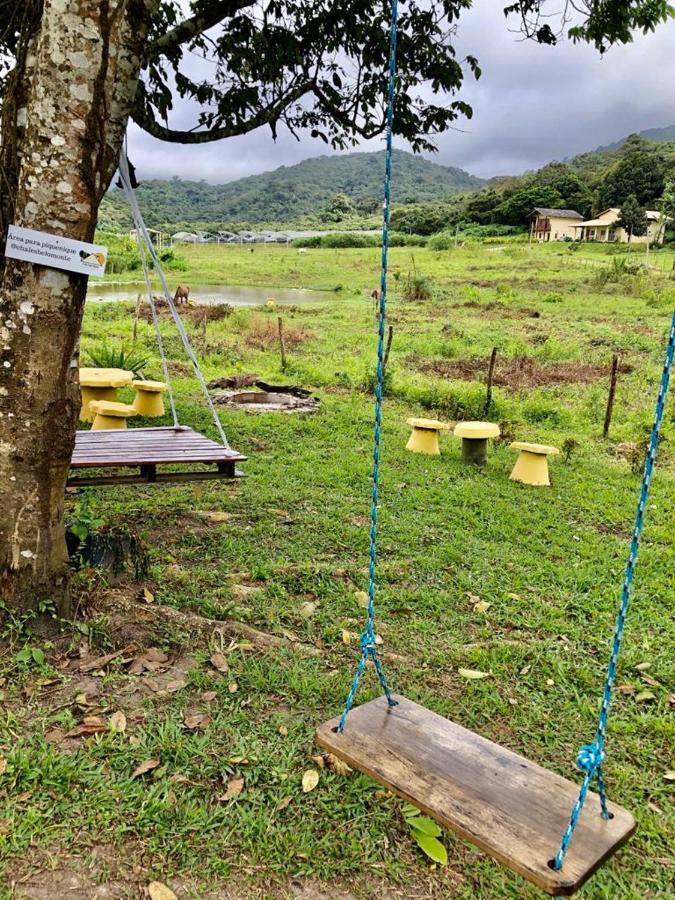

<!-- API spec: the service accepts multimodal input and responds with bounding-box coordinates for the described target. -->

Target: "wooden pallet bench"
[69,426,246,486]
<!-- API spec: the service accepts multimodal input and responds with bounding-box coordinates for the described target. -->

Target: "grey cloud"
[127,4,675,183]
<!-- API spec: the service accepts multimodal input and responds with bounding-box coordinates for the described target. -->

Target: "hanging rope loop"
[575,742,604,775]
[553,310,674,870]
[118,147,231,449]
[337,0,399,731]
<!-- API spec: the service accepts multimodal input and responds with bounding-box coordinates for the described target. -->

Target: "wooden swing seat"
[68,426,246,486]
[316,695,635,896]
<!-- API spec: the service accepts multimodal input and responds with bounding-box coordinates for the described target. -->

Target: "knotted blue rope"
[338,0,400,732]
[553,309,675,870]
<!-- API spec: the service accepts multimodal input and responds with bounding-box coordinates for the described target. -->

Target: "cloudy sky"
[128,1,675,183]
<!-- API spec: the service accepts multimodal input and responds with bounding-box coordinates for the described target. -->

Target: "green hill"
[593,124,675,154]
[99,149,484,231]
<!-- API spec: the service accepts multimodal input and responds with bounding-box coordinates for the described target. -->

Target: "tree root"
[99,590,322,657]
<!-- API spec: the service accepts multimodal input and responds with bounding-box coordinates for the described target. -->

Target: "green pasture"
[1,242,673,898]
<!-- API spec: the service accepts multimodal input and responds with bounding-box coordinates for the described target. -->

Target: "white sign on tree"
[5,225,108,276]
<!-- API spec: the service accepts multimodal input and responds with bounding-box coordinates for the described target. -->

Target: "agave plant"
[84,342,151,378]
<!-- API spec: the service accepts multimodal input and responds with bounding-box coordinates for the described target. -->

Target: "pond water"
[86,281,329,307]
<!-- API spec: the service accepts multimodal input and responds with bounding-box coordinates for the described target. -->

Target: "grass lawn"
[1,242,673,899]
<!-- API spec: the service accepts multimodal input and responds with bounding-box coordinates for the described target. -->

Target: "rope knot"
[576,742,604,775]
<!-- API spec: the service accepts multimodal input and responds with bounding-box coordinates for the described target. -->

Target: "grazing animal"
[173,284,190,305]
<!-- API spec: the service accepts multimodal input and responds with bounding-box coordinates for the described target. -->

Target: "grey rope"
[118,148,231,448]
[130,226,179,428]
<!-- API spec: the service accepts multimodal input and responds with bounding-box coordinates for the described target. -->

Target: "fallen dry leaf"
[663,771,675,783]
[165,680,186,693]
[466,592,481,604]
[635,690,656,703]
[341,629,352,645]
[229,755,249,765]
[65,717,107,738]
[635,662,651,672]
[142,587,155,604]
[617,684,636,695]
[326,753,352,776]
[228,681,238,694]
[0,758,6,776]
[520,665,531,676]
[302,768,319,793]
[131,758,160,779]
[473,600,491,614]
[299,601,317,619]
[458,668,490,680]
[202,691,217,702]
[311,754,325,769]
[278,724,288,737]
[183,712,211,731]
[44,727,66,743]
[276,795,293,811]
[355,591,369,609]
[109,711,127,733]
[169,773,190,785]
[148,882,177,900]
[641,675,661,688]
[220,776,244,801]
[210,652,228,673]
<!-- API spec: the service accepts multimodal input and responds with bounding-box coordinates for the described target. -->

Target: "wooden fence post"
[483,347,498,416]
[603,354,619,438]
[278,316,288,371]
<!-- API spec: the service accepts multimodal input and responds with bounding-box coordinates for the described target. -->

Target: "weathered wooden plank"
[70,427,246,483]
[316,696,635,896]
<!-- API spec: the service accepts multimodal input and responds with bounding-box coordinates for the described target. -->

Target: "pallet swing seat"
[317,2,675,893]
[70,150,246,488]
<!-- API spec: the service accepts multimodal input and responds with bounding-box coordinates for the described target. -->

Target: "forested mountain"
[99,149,484,230]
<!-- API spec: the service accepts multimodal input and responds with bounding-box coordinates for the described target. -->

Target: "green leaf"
[31,648,45,666]
[401,801,420,820]
[411,829,447,865]
[70,524,88,541]
[16,648,31,663]
[409,816,441,837]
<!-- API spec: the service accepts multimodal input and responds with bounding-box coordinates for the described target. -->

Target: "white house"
[574,208,667,244]
[529,208,584,241]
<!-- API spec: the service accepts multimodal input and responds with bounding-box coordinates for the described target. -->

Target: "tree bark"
[0,0,153,615]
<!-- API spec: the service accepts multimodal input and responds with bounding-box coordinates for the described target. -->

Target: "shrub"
[427,232,455,251]
[402,272,433,302]
[84,342,151,377]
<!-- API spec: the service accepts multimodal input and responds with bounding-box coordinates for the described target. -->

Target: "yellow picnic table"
[79,367,133,422]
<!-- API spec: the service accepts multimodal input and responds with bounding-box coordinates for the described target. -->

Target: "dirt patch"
[451,300,541,318]
[407,353,633,391]
[245,318,315,351]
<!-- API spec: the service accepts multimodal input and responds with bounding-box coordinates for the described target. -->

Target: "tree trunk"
[0,0,153,615]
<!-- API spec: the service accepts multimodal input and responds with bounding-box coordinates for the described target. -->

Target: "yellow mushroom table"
[405,418,451,456]
[453,421,500,465]
[509,441,559,486]
[79,367,133,422]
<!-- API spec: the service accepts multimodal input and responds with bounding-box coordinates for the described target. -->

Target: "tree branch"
[131,79,312,143]
[147,0,256,55]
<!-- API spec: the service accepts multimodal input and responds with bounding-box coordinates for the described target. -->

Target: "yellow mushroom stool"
[89,400,136,431]
[405,418,450,456]
[79,367,133,422]
[132,380,168,417]
[453,421,500,465]
[509,441,559,486]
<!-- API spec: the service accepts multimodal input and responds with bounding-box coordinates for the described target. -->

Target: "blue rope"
[553,309,675,870]
[338,0,399,732]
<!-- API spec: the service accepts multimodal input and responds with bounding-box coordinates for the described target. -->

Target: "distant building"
[171,231,199,243]
[573,208,667,244]
[529,208,584,241]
